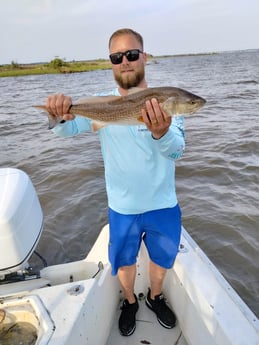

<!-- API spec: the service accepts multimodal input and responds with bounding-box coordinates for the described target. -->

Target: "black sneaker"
[119,295,139,336]
[146,289,176,329]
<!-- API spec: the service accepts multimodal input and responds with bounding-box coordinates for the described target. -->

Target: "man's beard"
[114,68,145,89]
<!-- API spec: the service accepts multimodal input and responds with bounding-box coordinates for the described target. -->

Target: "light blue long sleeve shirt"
[52,88,185,214]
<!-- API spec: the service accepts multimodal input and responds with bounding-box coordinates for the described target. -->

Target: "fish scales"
[34,87,206,129]
[70,89,170,122]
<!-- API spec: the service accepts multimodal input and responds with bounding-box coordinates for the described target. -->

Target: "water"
[0,322,37,345]
[0,50,258,317]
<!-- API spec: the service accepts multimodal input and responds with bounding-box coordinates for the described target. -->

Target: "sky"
[1,0,259,64]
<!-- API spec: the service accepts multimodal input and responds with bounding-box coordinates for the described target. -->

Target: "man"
[46,28,185,336]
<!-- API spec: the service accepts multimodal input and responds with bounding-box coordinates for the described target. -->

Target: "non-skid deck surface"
[106,298,188,345]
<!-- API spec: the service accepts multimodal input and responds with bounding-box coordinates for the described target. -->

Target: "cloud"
[1,0,258,64]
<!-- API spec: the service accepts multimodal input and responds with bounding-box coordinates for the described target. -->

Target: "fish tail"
[47,113,59,129]
[33,105,59,129]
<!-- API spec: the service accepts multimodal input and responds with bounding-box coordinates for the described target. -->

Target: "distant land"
[0,58,111,78]
[0,52,219,78]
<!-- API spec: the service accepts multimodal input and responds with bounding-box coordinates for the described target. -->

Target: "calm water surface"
[0,50,258,317]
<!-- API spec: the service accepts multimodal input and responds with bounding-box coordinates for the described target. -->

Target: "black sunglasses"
[109,49,143,65]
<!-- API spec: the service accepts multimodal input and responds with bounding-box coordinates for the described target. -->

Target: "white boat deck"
[106,297,188,345]
[1,224,258,345]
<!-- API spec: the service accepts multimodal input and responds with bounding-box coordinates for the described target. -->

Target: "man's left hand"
[141,98,171,139]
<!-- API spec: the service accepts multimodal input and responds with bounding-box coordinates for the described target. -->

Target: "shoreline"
[0,53,218,78]
[0,59,112,78]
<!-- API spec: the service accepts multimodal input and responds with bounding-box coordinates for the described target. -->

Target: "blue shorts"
[108,205,182,275]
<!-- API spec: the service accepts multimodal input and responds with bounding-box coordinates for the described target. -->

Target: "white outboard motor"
[0,168,43,280]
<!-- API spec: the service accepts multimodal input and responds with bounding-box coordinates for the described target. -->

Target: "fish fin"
[79,87,143,104]
[137,115,144,122]
[79,89,145,105]
[77,95,120,104]
[91,121,107,132]
[127,87,145,94]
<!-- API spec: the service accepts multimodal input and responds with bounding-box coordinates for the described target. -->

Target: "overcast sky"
[1,0,258,64]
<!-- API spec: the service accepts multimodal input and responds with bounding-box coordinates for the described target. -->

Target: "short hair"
[109,28,144,50]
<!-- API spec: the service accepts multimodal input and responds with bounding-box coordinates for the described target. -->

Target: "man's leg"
[118,264,136,303]
[149,260,167,298]
[143,206,181,328]
[118,264,139,336]
[146,260,176,329]
[108,208,142,336]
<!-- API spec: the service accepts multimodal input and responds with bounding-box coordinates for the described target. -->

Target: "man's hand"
[46,93,75,121]
[141,98,171,139]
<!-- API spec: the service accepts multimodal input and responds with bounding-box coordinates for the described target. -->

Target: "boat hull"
[0,224,258,345]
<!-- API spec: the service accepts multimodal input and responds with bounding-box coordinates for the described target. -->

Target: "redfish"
[34,87,206,130]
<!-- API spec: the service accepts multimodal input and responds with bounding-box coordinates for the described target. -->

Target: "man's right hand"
[46,94,75,121]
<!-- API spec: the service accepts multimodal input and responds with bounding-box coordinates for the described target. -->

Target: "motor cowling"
[0,168,43,279]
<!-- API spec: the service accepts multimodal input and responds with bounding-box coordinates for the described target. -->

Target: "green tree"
[49,57,67,69]
[11,61,19,69]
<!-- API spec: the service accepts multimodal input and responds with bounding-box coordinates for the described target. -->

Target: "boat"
[0,168,258,345]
